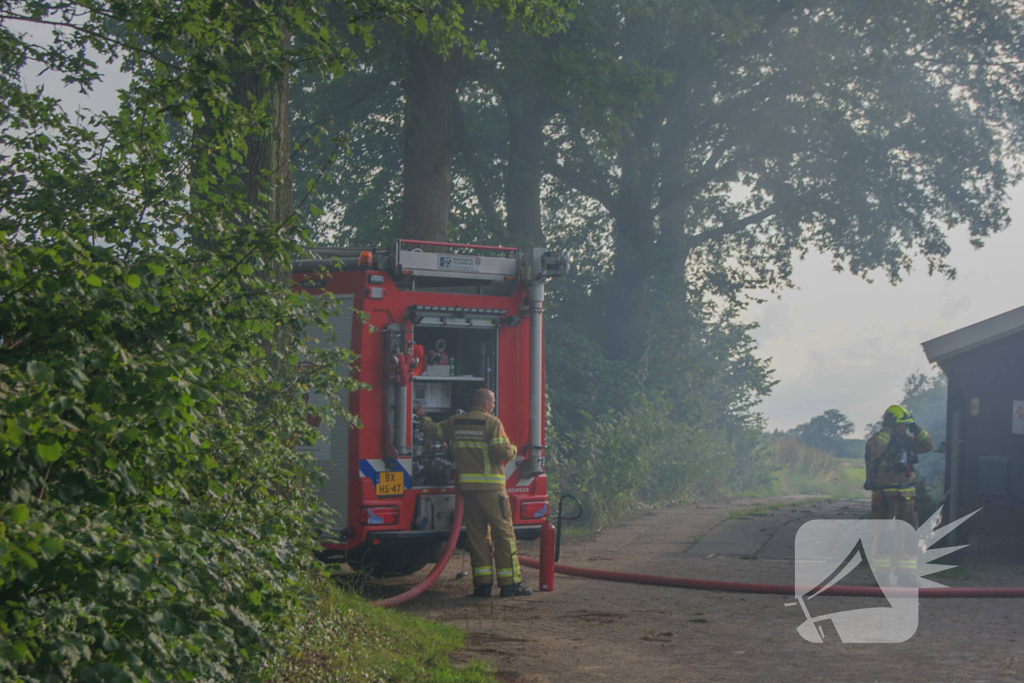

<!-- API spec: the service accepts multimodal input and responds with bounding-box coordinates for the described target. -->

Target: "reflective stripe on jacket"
[421,408,517,491]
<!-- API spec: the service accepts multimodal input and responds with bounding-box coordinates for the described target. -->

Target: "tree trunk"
[232,44,293,240]
[190,14,293,268]
[596,138,656,363]
[505,96,549,247]
[400,39,461,243]
[228,26,293,284]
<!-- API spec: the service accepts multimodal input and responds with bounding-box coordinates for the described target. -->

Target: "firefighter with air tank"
[414,388,531,598]
[864,405,934,586]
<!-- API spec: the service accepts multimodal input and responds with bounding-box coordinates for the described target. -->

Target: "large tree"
[795,409,855,451]
[293,0,574,246]
[300,1,1024,334]
[545,0,1024,360]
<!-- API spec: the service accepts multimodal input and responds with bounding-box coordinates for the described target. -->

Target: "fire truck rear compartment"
[408,324,498,489]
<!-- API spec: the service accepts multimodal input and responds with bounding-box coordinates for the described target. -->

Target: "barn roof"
[922,304,1024,364]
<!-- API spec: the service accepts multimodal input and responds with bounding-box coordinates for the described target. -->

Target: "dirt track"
[368,496,1024,682]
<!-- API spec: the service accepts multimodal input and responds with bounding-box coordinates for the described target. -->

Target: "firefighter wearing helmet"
[864,405,934,585]
[414,388,531,598]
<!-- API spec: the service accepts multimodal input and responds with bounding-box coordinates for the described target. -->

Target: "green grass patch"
[731,438,869,499]
[840,462,865,485]
[263,577,494,683]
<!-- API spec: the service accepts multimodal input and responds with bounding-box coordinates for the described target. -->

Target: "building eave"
[922,305,1024,364]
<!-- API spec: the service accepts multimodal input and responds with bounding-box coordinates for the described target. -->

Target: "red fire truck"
[292,239,568,575]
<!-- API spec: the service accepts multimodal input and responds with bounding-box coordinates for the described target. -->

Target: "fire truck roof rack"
[310,247,386,258]
[292,246,389,273]
[393,239,519,283]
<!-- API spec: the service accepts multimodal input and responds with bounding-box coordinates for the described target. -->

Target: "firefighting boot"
[472,583,493,598]
[499,583,532,598]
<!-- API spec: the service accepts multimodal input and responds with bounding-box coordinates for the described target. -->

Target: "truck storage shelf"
[414,375,485,382]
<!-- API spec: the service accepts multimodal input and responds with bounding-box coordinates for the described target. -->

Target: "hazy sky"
[743,185,1024,434]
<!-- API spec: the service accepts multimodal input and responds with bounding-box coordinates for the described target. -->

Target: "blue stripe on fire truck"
[359,459,412,488]
[355,459,530,489]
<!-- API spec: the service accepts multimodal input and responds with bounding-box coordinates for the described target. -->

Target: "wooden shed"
[922,305,1024,545]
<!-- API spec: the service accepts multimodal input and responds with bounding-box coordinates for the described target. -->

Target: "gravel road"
[363,495,1024,682]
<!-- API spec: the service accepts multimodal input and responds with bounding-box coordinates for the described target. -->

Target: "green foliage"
[902,371,947,441]
[549,0,1024,291]
[291,0,574,248]
[790,409,865,458]
[901,371,947,506]
[263,576,494,683]
[545,307,776,527]
[0,1,367,680]
[831,439,867,460]
[794,410,854,448]
[734,438,866,499]
[771,438,845,489]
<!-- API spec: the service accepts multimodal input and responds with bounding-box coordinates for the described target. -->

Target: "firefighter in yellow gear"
[414,388,530,598]
[864,405,934,586]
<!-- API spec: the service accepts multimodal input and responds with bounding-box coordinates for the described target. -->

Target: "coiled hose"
[373,491,465,608]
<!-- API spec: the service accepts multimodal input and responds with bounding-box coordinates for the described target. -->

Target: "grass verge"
[263,576,494,683]
[731,438,869,499]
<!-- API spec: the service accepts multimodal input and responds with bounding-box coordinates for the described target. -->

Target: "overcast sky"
[743,185,1024,435]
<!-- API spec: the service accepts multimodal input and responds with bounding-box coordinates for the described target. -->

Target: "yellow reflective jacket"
[865,426,934,488]
[421,408,517,491]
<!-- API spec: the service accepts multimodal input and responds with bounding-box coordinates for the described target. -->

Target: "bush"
[730,437,867,498]
[545,320,774,528]
[0,2,358,680]
[772,438,844,485]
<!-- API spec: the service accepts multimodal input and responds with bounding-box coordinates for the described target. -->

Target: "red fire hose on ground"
[373,492,465,608]
[374,494,1024,606]
[518,496,1024,599]
[517,555,1024,598]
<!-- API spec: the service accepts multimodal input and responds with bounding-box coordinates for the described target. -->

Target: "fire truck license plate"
[376,471,404,497]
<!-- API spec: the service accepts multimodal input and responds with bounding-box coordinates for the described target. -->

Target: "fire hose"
[516,494,1024,598]
[517,555,1024,598]
[373,491,465,608]
[375,491,1024,605]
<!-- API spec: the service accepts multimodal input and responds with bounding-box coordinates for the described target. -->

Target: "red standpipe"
[373,491,465,608]
[539,522,555,591]
[517,556,1024,599]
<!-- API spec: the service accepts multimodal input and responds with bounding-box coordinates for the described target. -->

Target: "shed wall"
[941,330,1024,538]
